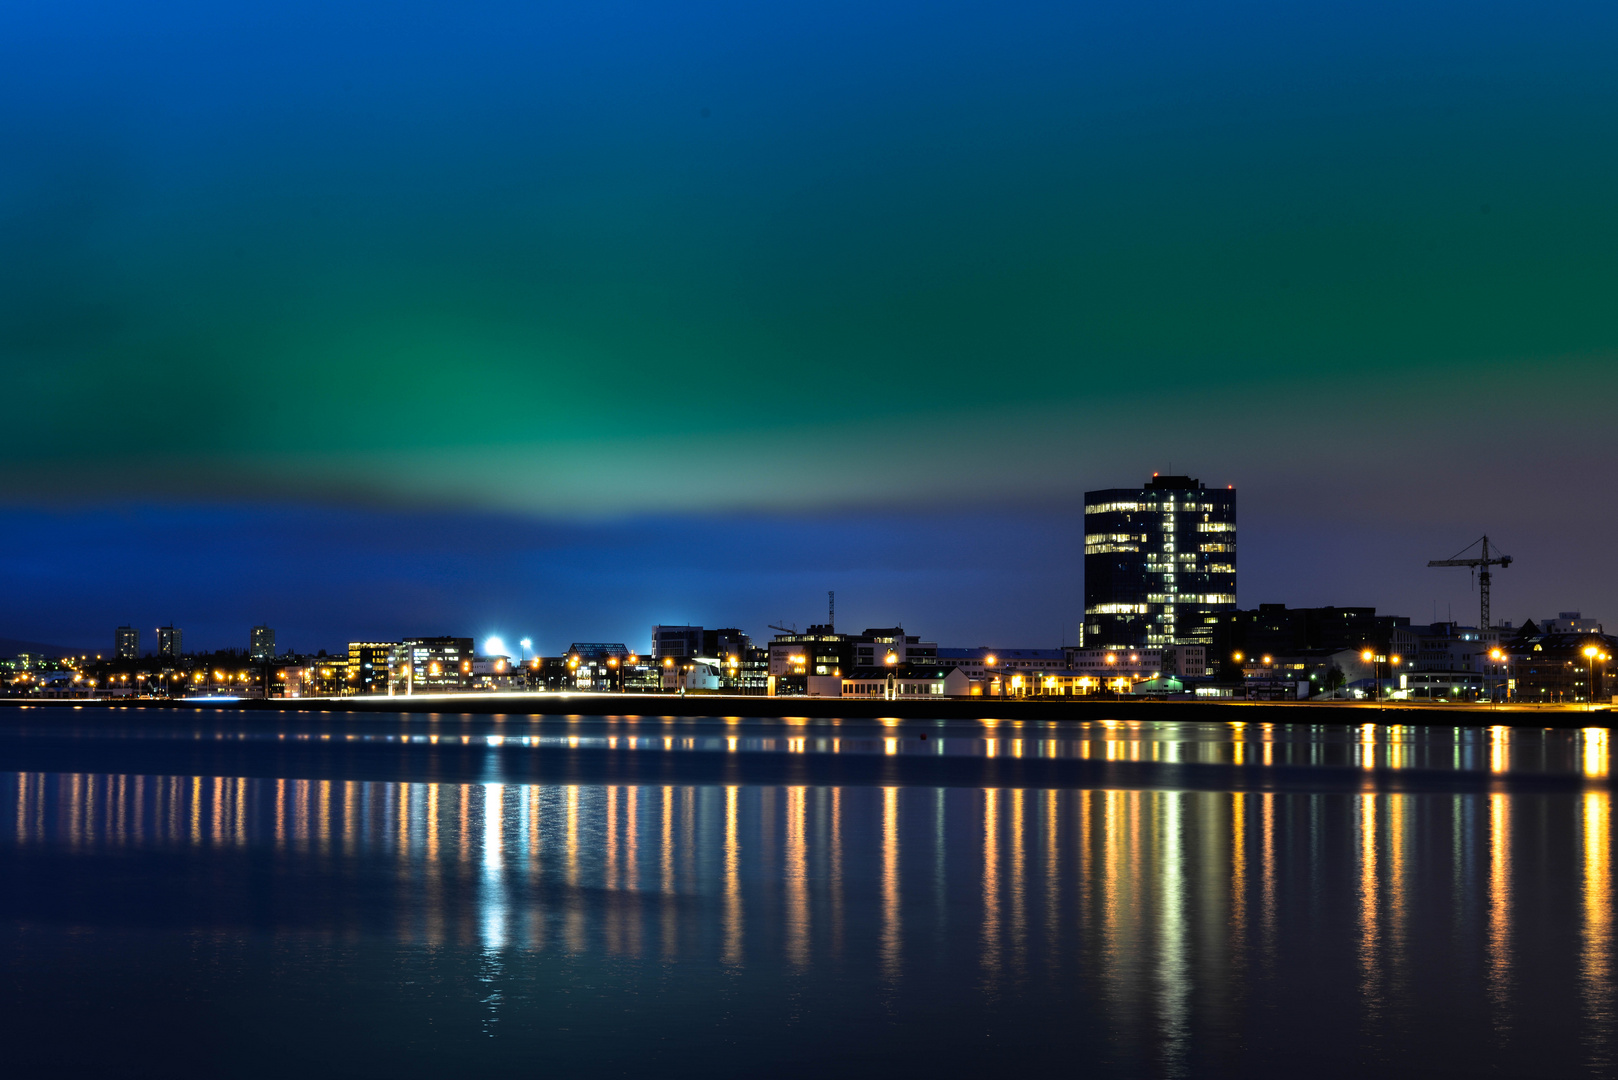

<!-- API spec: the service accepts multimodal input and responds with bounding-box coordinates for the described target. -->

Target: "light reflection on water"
[2,714,1617,1077]
[5,713,1616,777]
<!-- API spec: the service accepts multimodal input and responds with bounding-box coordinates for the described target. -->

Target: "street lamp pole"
[1583,645,1608,712]
[1489,647,1509,708]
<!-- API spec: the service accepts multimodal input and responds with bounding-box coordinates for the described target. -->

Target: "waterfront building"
[735,645,770,694]
[621,656,666,693]
[850,629,936,668]
[767,625,937,695]
[1059,647,1164,692]
[669,660,724,692]
[280,656,349,698]
[250,625,275,661]
[1505,629,1618,703]
[1396,669,1488,701]
[1083,474,1236,651]
[1212,605,1404,663]
[998,670,1128,697]
[651,626,753,663]
[347,642,396,694]
[564,643,633,690]
[391,636,473,694]
[157,625,183,659]
[841,664,974,699]
[471,654,516,692]
[309,655,349,695]
[768,626,935,678]
[767,624,851,687]
[115,625,139,660]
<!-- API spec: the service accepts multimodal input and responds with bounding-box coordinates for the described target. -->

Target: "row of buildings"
[5,474,1611,704]
[5,609,1610,704]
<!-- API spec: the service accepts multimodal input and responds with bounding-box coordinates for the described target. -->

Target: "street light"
[1489,647,1508,705]
[1583,645,1609,711]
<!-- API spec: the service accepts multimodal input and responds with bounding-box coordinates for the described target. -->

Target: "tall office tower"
[157,625,183,659]
[1083,474,1236,651]
[115,626,139,660]
[250,625,275,661]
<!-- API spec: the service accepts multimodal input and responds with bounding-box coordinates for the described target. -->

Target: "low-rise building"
[471,655,517,691]
[841,664,974,699]
[564,643,634,691]
[768,625,937,694]
[666,659,723,692]
[1506,630,1617,703]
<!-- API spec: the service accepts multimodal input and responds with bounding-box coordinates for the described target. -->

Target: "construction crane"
[1428,535,1513,630]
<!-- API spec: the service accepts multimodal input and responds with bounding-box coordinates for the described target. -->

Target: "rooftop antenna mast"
[1427,535,1513,630]
[828,591,835,633]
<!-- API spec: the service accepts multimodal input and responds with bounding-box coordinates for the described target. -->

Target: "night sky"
[3,1,1615,654]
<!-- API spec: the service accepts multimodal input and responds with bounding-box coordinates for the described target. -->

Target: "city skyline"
[1,489,1602,658]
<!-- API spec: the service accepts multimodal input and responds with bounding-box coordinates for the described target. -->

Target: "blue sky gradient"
[3,1,1615,650]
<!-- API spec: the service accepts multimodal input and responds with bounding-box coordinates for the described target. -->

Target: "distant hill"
[0,637,93,658]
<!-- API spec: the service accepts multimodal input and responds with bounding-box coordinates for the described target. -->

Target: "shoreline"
[0,693,1610,727]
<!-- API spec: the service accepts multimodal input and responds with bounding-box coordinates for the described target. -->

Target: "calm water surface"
[1,708,1614,1078]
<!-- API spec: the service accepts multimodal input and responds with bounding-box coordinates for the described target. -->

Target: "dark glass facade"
[1083,475,1236,650]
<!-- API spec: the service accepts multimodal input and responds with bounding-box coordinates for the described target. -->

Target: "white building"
[665,661,722,692]
[842,665,974,699]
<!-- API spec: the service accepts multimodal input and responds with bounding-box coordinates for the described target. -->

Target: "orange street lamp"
[1584,645,1606,710]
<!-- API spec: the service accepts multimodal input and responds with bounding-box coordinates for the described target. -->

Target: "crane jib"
[1426,534,1512,631]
